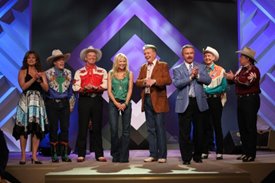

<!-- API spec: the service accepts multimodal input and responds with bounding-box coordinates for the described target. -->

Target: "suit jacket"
[136,60,172,113]
[172,62,211,113]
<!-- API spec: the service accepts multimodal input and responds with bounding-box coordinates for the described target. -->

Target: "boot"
[50,142,59,163]
[60,141,72,162]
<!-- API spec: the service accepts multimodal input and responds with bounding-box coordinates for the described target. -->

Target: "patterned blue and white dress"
[13,69,48,140]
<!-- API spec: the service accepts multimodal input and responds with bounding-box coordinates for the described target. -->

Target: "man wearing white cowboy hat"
[73,46,107,162]
[224,47,261,162]
[202,46,227,160]
[45,49,75,163]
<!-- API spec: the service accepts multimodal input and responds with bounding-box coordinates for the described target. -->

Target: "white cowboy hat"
[47,49,70,63]
[236,47,256,62]
[203,46,219,61]
[80,46,102,62]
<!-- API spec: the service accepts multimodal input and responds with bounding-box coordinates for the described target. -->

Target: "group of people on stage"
[11,43,261,165]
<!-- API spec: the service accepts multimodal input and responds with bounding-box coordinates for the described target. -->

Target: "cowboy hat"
[236,47,256,62]
[47,49,70,63]
[203,46,219,61]
[80,46,102,62]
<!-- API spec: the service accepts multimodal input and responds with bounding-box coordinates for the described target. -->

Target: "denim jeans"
[109,100,132,162]
[144,95,167,159]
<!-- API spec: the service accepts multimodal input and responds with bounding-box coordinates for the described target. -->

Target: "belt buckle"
[55,99,61,103]
[90,93,97,97]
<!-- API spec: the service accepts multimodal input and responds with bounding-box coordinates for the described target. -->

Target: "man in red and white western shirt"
[73,46,107,163]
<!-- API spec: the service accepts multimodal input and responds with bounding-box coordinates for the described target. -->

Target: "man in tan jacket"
[136,44,172,163]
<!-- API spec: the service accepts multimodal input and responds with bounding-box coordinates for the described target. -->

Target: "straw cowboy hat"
[236,47,256,62]
[47,49,70,63]
[80,46,102,62]
[203,46,219,61]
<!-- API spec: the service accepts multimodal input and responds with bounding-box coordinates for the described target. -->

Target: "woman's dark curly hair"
[21,51,43,71]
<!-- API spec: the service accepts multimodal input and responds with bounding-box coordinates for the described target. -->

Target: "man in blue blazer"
[172,44,211,165]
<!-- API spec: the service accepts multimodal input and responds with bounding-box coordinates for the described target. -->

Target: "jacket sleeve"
[197,65,211,85]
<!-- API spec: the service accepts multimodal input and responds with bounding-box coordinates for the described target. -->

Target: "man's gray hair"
[181,44,194,52]
[143,44,157,52]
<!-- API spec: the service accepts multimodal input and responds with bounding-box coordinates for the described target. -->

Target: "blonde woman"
[108,53,133,163]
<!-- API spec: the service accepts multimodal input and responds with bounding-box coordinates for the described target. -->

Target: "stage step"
[45,172,250,183]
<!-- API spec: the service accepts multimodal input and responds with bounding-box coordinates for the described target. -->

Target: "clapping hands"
[34,72,43,83]
[224,70,235,80]
[248,72,257,82]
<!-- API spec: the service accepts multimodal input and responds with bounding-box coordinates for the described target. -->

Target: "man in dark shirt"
[225,47,261,162]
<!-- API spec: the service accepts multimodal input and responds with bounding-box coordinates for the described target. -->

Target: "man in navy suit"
[172,44,211,165]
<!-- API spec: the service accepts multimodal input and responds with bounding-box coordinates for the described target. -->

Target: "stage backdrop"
[32,0,238,150]
[0,0,274,152]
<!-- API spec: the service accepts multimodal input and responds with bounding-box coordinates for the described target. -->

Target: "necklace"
[119,79,123,90]
[115,71,126,90]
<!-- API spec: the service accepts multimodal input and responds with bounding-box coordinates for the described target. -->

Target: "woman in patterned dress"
[13,51,48,164]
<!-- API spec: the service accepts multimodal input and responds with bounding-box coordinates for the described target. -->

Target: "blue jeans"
[144,95,167,159]
[109,100,131,162]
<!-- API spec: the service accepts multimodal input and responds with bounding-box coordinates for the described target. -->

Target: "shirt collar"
[86,64,96,71]
[148,59,157,66]
[184,61,193,69]
[208,63,215,71]
[243,63,252,69]
[54,67,64,75]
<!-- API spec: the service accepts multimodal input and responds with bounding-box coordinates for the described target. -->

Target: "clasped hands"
[34,72,43,83]
[115,102,127,111]
[190,67,199,79]
[84,84,99,90]
[144,78,156,87]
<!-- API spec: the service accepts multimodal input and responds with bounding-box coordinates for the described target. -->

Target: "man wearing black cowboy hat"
[225,47,261,162]
[45,49,75,163]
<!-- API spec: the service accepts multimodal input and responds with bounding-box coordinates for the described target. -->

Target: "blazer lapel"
[182,63,189,77]
[151,61,159,78]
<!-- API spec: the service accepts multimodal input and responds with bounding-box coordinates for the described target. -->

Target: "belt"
[47,98,67,103]
[80,93,100,98]
[207,94,221,98]
[237,93,258,98]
